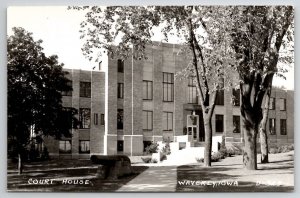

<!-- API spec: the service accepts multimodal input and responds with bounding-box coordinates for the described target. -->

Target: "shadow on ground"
[176,153,294,192]
[7,159,149,192]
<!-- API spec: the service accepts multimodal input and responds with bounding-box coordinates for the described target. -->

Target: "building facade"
[45,43,294,158]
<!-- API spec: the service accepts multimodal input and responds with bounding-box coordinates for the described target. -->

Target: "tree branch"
[186,20,205,107]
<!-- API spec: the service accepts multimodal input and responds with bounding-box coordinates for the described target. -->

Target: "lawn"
[7,158,148,192]
[176,151,294,192]
[7,151,294,192]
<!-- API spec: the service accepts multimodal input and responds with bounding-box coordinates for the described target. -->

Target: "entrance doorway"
[185,109,205,142]
[187,113,199,142]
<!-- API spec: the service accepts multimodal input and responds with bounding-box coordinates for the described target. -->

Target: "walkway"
[117,166,177,192]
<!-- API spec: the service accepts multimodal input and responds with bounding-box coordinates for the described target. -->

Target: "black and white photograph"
[6,5,294,192]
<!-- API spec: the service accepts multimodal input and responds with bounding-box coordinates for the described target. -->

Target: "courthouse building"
[44,43,294,158]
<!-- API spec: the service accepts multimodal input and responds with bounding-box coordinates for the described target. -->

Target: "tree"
[230,6,293,169]
[7,27,78,174]
[72,6,235,166]
[259,28,293,163]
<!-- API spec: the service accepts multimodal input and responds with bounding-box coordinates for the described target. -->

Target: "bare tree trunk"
[204,114,212,167]
[259,126,268,163]
[242,121,258,170]
[18,153,23,175]
[240,78,264,170]
[259,94,270,163]
[259,81,273,163]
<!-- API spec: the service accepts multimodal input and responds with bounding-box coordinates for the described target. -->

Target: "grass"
[176,151,294,192]
[7,151,294,192]
[7,158,148,192]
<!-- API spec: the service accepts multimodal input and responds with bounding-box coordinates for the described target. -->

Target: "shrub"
[288,144,294,151]
[151,159,158,163]
[141,157,152,163]
[269,147,278,154]
[196,157,204,163]
[211,151,224,162]
[145,142,159,154]
[162,143,171,155]
[218,148,227,158]
[160,153,167,161]
[226,148,235,157]
[269,144,294,154]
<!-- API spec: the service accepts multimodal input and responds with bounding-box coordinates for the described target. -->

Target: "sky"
[7,6,294,90]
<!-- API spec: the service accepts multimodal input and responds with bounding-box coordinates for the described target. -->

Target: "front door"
[187,126,198,140]
[187,114,199,142]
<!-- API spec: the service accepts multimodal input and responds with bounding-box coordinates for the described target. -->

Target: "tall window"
[163,112,173,131]
[118,83,124,99]
[188,77,197,104]
[233,115,240,133]
[269,97,275,110]
[215,90,224,105]
[232,88,240,106]
[80,82,91,98]
[62,81,72,96]
[62,107,74,129]
[59,140,71,154]
[143,111,153,130]
[143,81,153,100]
[280,119,287,135]
[118,59,124,73]
[79,108,91,129]
[279,98,286,111]
[269,118,276,135]
[101,114,105,125]
[79,140,90,154]
[117,109,123,129]
[215,114,224,132]
[94,113,98,125]
[163,73,174,102]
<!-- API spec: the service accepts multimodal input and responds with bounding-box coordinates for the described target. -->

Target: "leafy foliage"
[7,27,78,157]
[145,142,159,154]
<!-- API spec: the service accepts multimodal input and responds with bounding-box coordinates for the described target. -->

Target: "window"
[280,119,287,135]
[101,114,105,125]
[79,140,90,154]
[62,107,74,129]
[163,73,174,102]
[279,98,286,111]
[143,81,153,100]
[94,113,98,125]
[62,81,72,96]
[269,118,276,135]
[59,140,71,154]
[118,59,124,73]
[80,82,91,98]
[118,83,124,99]
[215,114,224,133]
[143,111,153,130]
[117,140,124,152]
[117,109,123,129]
[163,112,173,131]
[79,108,91,129]
[215,90,224,105]
[232,89,240,106]
[188,77,197,104]
[233,116,240,133]
[269,97,275,110]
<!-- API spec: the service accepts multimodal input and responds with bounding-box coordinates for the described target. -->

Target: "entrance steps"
[161,146,205,165]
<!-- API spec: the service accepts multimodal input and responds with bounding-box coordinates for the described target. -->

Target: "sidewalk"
[118,166,177,192]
